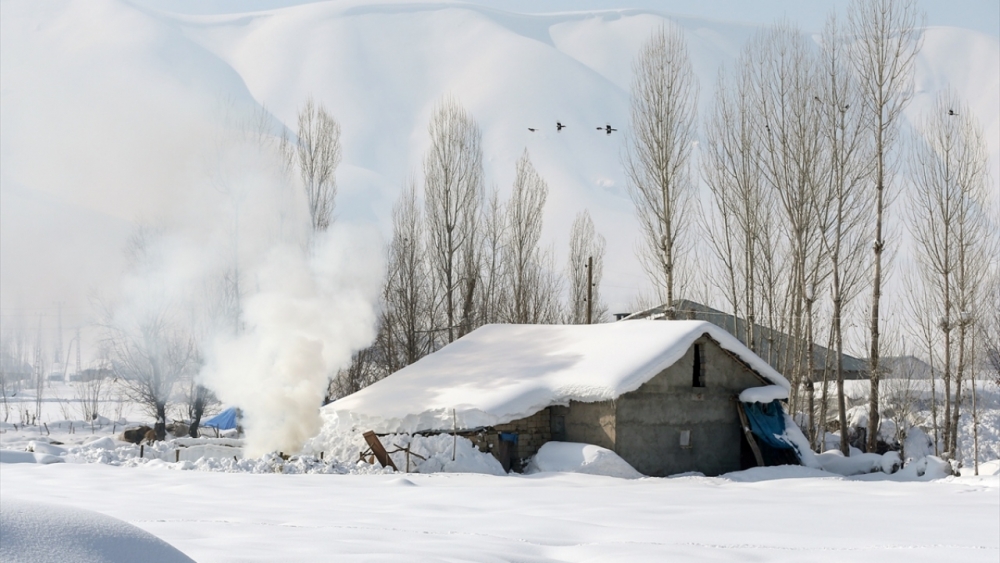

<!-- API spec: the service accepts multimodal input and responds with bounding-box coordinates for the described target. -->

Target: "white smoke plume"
[199,226,380,457]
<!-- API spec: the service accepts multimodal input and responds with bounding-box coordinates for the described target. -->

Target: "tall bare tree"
[503,150,554,324]
[703,57,769,350]
[910,91,992,457]
[748,22,827,423]
[424,97,484,344]
[818,12,874,454]
[382,178,432,370]
[294,98,342,233]
[624,24,699,316]
[478,186,508,325]
[567,210,607,324]
[848,0,923,452]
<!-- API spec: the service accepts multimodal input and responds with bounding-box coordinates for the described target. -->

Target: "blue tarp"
[742,400,794,450]
[202,407,238,430]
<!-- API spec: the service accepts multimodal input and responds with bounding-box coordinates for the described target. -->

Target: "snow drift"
[0,499,195,563]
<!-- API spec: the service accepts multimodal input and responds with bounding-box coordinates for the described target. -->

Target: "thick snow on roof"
[324,320,790,433]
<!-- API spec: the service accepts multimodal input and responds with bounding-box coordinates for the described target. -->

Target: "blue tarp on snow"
[742,400,794,450]
[202,407,238,430]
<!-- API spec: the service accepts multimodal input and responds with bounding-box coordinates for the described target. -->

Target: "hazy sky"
[136,0,1000,36]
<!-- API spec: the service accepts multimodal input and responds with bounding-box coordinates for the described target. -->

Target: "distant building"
[622,299,869,380]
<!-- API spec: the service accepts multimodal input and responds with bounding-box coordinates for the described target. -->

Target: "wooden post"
[140,445,144,458]
[736,402,765,467]
[175,450,180,463]
[586,256,593,325]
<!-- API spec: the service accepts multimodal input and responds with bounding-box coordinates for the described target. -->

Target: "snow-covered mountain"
[2,0,997,316]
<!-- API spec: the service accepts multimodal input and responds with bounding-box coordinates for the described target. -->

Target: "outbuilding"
[325,320,811,476]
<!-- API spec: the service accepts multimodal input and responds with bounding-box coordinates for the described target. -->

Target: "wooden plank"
[362,431,398,470]
[737,402,765,468]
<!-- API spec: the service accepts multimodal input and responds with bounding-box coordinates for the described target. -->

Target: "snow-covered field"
[3,380,999,561]
[2,462,997,562]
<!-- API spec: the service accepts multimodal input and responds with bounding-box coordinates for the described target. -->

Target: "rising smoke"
[90,100,382,457]
[199,226,380,457]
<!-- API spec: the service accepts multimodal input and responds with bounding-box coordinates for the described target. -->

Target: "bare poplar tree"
[295,98,342,233]
[382,178,432,370]
[478,186,508,325]
[624,24,698,316]
[818,12,874,454]
[567,210,607,324]
[424,97,484,343]
[703,57,769,350]
[848,0,923,452]
[911,91,993,457]
[503,150,551,324]
[909,274,941,455]
[748,22,827,426]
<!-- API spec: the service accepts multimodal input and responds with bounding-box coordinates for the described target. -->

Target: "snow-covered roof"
[324,320,790,434]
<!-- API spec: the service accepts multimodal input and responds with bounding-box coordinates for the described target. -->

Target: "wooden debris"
[363,431,398,470]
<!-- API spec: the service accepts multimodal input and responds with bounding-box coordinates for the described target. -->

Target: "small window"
[692,344,706,387]
[679,430,692,448]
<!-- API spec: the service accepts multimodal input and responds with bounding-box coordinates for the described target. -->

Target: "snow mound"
[525,442,642,479]
[0,450,64,465]
[960,459,1000,477]
[894,455,954,480]
[813,450,904,476]
[82,437,117,450]
[723,465,839,482]
[0,498,195,563]
[326,321,790,434]
[27,442,67,457]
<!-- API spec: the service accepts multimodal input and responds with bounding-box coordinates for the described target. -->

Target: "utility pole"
[55,302,64,365]
[586,256,593,325]
[75,327,82,379]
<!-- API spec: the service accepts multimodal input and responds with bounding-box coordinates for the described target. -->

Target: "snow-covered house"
[325,320,811,476]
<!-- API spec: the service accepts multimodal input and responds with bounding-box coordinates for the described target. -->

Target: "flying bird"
[948,109,957,116]
[597,124,617,136]
[528,128,537,132]
[556,121,567,132]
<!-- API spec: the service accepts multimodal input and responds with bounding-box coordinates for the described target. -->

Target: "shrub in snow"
[903,426,934,462]
[524,442,643,479]
[0,498,194,563]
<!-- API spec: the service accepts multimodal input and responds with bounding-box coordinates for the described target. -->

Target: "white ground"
[2,463,997,562]
[3,381,1000,561]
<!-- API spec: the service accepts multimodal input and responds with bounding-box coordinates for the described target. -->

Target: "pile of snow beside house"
[319,321,791,436]
[525,442,643,479]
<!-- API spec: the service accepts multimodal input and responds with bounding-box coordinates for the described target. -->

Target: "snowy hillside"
[2,0,997,318]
